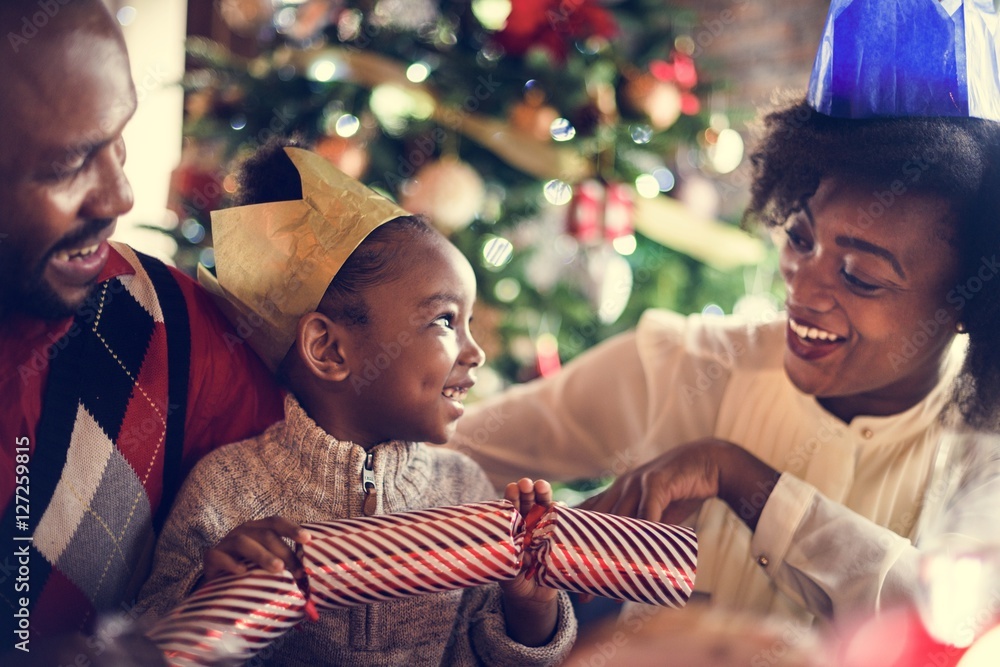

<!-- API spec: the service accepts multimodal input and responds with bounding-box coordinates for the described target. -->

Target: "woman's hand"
[499,478,560,647]
[578,439,781,530]
[202,516,312,585]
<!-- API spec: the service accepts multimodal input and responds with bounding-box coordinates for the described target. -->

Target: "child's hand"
[202,516,312,585]
[499,478,559,647]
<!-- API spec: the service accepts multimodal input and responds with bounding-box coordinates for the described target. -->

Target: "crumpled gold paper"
[199,147,409,371]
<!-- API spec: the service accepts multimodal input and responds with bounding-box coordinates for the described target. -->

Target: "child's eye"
[433,314,455,329]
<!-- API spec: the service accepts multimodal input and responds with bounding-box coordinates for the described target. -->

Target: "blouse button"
[861,428,874,439]
[757,555,769,568]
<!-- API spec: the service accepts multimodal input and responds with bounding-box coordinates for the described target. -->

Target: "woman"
[447,100,1000,623]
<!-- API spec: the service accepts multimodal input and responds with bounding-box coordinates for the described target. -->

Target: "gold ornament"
[314,135,370,179]
[401,156,485,234]
[218,0,272,36]
[623,74,682,130]
[509,99,561,142]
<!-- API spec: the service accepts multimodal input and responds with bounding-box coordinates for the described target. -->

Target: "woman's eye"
[785,227,811,251]
[841,269,881,294]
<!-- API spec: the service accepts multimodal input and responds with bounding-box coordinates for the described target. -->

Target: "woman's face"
[779,178,962,419]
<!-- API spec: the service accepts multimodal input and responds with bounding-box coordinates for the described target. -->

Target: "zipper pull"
[362,451,377,516]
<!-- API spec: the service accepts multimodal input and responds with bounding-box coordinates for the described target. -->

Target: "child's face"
[346,234,485,445]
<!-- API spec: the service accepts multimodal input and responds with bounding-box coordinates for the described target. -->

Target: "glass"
[916,432,1000,650]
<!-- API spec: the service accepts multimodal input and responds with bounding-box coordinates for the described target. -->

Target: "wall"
[103,0,187,262]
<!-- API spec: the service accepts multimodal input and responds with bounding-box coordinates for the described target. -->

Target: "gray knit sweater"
[138,395,576,666]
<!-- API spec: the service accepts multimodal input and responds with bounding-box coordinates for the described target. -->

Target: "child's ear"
[295,311,352,382]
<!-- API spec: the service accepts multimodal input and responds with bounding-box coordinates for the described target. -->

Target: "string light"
[482,236,514,269]
[543,180,573,205]
[406,62,431,83]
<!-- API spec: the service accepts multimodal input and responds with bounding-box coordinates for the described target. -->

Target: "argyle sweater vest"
[1,245,190,643]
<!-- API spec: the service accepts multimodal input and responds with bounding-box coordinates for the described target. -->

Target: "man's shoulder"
[108,241,200,292]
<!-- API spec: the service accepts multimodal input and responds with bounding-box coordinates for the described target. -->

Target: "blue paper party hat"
[807,0,1000,122]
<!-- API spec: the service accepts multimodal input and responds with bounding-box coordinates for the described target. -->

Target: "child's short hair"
[233,138,439,329]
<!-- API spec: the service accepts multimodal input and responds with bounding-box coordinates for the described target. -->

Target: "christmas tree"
[167,0,776,390]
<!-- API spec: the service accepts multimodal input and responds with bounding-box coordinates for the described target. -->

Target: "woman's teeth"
[442,387,468,401]
[54,243,100,262]
[789,318,843,342]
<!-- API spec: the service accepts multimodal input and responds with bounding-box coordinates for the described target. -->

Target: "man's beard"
[3,262,96,320]
[1,218,113,320]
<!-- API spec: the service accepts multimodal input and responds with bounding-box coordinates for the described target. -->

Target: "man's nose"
[81,138,134,220]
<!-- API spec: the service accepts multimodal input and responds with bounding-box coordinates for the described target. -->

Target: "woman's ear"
[295,311,352,382]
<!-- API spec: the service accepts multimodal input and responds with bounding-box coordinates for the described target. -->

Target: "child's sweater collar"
[276,394,433,515]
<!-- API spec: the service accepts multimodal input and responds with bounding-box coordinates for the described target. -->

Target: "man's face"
[0,27,136,319]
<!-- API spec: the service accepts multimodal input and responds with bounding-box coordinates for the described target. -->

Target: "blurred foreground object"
[569,604,829,667]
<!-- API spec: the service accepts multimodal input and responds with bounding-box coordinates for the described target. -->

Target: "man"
[0,1,283,661]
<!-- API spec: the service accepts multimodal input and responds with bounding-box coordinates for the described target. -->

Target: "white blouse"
[448,310,969,622]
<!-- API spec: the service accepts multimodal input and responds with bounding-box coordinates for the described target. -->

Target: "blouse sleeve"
[752,458,1000,621]
[751,474,911,619]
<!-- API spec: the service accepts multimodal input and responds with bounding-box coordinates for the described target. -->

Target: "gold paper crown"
[199,147,410,371]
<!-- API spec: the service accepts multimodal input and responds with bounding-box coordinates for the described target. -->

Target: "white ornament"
[678,174,720,220]
[573,245,633,325]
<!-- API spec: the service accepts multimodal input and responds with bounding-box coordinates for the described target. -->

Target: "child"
[138,143,576,665]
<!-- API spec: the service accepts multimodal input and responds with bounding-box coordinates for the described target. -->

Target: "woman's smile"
[786,316,847,361]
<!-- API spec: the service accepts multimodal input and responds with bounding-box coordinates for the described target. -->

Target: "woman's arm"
[582,437,1000,620]
[578,439,781,528]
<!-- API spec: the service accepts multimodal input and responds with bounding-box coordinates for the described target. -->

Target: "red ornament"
[534,332,562,378]
[566,179,635,243]
[603,182,635,241]
[649,53,697,89]
[649,59,675,82]
[672,53,698,89]
[641,51,700,120]
[567,179,604,243]
[494,0,618,61]
[681,92,701,115]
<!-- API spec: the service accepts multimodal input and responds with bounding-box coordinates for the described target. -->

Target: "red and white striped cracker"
[148,569,306,667]
[524,503,697,607]
[299,500,523,609]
